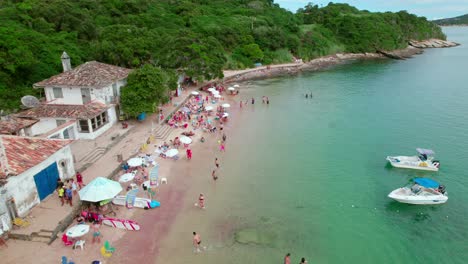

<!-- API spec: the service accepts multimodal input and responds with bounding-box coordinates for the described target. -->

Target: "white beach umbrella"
[222,113,229,118]
[191,91,199,95]
[180,136,192,144]
[165,149,179,158]
[214,94,221,98]
[207,88,216,92]
[222,103,230,108]
[127,157,143,167]
[205,106,214,111]
[66,224,90,238]
[119,172,135,183]
[211,90,220,95]
[79,177,122,202]
[228,87,235,91]
[233,84,240,88]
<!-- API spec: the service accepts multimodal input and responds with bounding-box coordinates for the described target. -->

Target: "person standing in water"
[212,169,218,181]
[193,232,202,252]
[198,194,205,209]
[251,97,255,104]
[215,157,219,168]
[300,257,308,264]
[305,94,308,98]
[284,253,291,264]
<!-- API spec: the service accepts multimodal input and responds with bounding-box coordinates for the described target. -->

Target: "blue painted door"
[33,162,59,201]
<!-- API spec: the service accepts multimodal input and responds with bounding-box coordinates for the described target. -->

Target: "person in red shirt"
[76,171,84,189]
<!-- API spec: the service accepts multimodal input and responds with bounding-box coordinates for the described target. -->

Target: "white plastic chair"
[74,240,85,250]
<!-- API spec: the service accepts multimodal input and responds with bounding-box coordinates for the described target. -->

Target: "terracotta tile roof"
[34,61,132,88]
[16,101,110,119]
[0,117,38,135]
[0,136,72,179]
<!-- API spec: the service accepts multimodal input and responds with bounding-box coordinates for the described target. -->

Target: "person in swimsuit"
[193,232,202,252]
[92,221,101,244]
[198,194,205,209]
[212,169,218,181]
[284,253,291,264]
[215,158,219,168]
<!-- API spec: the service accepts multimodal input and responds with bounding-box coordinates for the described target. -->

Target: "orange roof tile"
[0,117,38,135]
[34,61,131,89]
[0,136,73,179]
[16,101,110,119]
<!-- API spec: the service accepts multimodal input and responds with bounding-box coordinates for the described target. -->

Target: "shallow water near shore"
[155,27,468,263]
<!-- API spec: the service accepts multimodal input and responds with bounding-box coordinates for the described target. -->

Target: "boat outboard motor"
[438,185,446,194]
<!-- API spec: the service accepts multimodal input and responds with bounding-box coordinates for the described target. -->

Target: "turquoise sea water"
[157,27,468,264]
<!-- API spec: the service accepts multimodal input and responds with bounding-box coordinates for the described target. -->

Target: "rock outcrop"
[377,46,424,60]
[409,39,460,48]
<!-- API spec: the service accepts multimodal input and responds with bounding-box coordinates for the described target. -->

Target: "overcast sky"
[275,0,468,20]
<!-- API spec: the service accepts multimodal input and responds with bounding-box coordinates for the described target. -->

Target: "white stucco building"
[0,135,73,230]
[16,52,132,140]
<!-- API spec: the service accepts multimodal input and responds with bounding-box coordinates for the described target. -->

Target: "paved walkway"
[8,87,196,240]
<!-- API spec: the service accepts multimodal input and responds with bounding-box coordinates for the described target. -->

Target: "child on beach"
[71,179,78,196]
[58,185,65,206]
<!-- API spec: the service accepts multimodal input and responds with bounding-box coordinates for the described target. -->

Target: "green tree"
[120,64,176,117]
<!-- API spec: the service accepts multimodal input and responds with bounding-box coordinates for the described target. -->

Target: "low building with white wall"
[0,135,73,230]
[15,52,132,140]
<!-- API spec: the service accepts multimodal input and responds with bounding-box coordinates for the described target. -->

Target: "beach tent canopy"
[416,148,435,155]
[414,178,439,188]
[79,177,122,202]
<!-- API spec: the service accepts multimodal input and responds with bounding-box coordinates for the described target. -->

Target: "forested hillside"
[434,14,468,26]
[0,0,445,111]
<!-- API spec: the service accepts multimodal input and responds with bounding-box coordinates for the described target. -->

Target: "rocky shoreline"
[223,38,459,83]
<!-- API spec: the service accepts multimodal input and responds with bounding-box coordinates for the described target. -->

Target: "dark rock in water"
[234,228,277,247]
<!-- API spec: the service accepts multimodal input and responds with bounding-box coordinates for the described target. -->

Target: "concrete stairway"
[154,125,172,141]
[9,229,56,244]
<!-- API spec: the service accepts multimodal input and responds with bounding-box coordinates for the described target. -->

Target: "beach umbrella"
[191,91,199,95]
[66,224,90,238]
[180,106,190,113]
[165,149,179,158]
[228,87,235,91]
[214,94,221,98]
[205,106,214,111]
[233,84,240,88]
[222,113,229,118]
[119,172,135,183]
[127,157,143,167]
[222,103,231,108]
[180,136,192,144]
[79,177,123,202]
[211,90,220,95]
[207,88,216,92]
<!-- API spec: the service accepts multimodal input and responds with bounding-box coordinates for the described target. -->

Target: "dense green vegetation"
[434,14,468,26]
[0,0,445,112]
[121,64,177,117]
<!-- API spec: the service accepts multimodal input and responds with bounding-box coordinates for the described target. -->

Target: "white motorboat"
[386,148,440,171]
[388,178,448,205]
